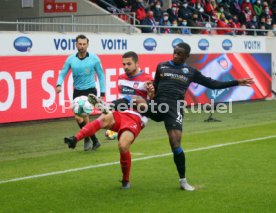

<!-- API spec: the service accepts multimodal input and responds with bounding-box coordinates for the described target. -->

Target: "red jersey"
[117,70,153,128]
[118,70,153,99]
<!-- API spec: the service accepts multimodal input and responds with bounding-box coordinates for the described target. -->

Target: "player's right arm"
[56,56,71,93]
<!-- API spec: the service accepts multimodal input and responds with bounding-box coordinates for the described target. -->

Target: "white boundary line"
[0,135,275,185]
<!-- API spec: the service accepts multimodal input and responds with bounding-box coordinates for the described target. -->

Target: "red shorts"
[111,111,143,139]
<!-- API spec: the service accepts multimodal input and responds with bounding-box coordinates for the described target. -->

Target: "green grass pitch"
[0,100,276,212]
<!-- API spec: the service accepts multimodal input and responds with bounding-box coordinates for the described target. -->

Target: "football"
[72,96,94,116]
[105,130,118,140]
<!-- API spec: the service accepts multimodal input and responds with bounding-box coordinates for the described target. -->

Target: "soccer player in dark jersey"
[64,51,153,189]
[56,34,105,151]
[101,42,254,191]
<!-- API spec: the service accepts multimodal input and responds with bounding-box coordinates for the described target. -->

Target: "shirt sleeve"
[193,69,239,89]
[94,56,105,96]
[153,63,162,91]
[57,56,71,86]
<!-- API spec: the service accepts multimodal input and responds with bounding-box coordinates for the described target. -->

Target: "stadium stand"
[93,0,276,35]
[0,0,275,35]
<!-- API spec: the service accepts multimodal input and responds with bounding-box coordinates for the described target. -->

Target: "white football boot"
[87,94,110,114]
[179,178,195,191]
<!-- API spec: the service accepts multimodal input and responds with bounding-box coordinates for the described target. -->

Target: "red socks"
[120,151,131,182]
[75,119,102,141]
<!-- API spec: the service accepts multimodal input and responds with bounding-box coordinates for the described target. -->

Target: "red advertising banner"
[0,54,271,123]
[44,0,77,13]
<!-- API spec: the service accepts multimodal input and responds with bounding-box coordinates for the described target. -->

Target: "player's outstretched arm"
[193,70,254,90]
[237,78,254,87]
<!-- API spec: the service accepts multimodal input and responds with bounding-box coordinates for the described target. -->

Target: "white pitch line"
[131,152,145,155]
[0,135,275,185]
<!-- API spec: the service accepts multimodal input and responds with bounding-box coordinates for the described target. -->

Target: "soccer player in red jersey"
[107,42,254,191]
[64,51,153,189]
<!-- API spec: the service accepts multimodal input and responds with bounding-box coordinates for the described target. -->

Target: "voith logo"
[54,38,76,50]
[13,36,32,52]
[222,39,232,50]
[198,39,209,51]
[172,38,184,48]
[143,38,157,51]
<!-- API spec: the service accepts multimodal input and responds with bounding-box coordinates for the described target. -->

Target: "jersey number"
[176,112,182,123]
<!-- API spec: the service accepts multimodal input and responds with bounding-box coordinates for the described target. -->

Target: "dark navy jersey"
[154,61,239,101]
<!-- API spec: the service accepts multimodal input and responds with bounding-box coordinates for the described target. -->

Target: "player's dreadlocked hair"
[176,42,191,55]
[122,51,139,63]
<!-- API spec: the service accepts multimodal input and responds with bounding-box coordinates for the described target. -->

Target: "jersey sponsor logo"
[121,86,135,94]
[13,36,32,52]
[160,66,170,69]
[222,39,232,51]
[198,39,209,51]
[143,38,157,51]
[172,38,184,48]
[164,73,188,81]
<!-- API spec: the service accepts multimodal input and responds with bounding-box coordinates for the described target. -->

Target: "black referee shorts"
[73,87,97,99]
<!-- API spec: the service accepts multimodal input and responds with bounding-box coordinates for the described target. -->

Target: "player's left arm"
[94,56,106,98]
[237,78,254,86]
[193,70,254,89]
[153,64,162,91]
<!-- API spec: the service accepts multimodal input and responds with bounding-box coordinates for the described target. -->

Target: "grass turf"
[0,100,276,212]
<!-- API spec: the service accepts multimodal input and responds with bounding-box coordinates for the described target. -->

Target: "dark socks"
[90,134,99,145]
[173,147,186,179]
[78,121,86,129]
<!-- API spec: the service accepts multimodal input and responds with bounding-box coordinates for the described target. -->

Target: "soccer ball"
[72,96,93,116]
[105,130,118,140]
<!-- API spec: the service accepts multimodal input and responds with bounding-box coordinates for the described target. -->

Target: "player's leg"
[165,105,195,191]
[64,113,115,149]
[114,112,142,189]
[75,114,92,151]
[87,88,101,150]
[167,129,194,191]
[73,88,100,151]
[88,94,149,113]
[118,130,135,189]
